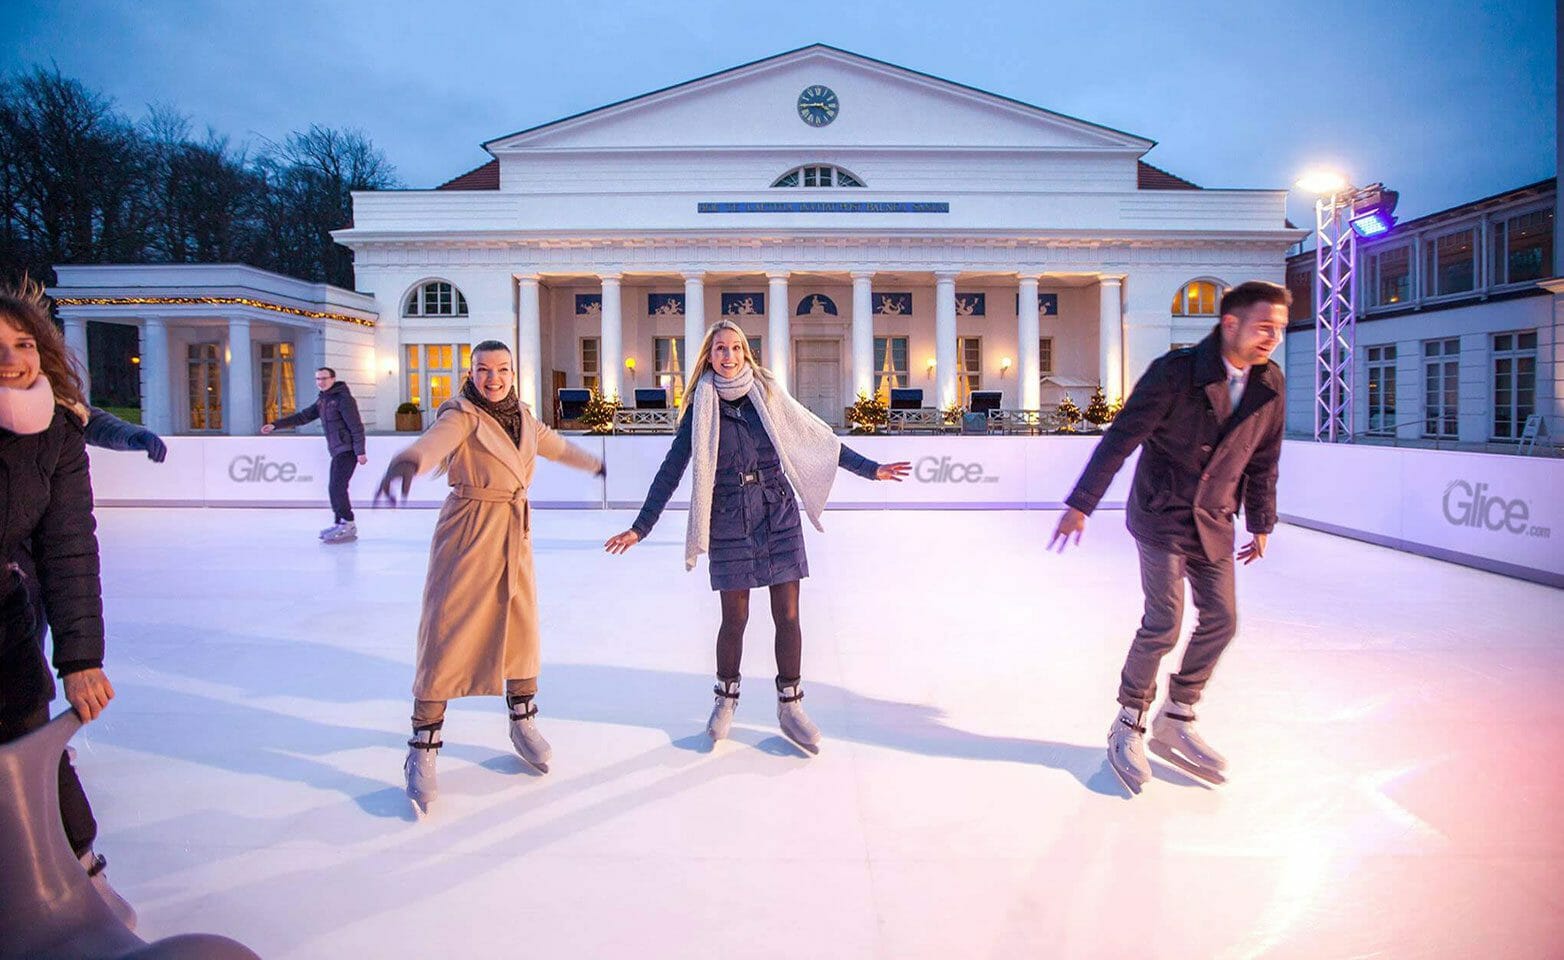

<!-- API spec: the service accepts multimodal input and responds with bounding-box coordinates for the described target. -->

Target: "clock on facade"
[797,85,839,127]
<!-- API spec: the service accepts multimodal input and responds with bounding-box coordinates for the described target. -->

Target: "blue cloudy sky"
[2,0,1554,226]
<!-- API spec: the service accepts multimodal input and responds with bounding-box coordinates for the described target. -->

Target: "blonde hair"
[681,319,775,413]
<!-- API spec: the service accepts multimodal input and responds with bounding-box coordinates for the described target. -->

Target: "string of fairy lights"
[53,296,377,328]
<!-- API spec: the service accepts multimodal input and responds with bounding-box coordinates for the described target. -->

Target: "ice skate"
[1107,705,1152,795]
[318,522,341,539]
[322,521,357,544]
[776,679,821,756]
[405,722,441,816]
[707,677,740,741]
[507,696,552,774]
[1149,702,1228,785]
[80,849,138,931]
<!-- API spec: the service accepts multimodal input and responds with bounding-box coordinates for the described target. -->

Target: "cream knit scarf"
[684,367,841,571]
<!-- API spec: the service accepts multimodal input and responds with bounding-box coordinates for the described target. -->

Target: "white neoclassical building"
[338,44,1299,430]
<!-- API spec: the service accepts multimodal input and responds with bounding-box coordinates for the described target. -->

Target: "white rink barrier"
[87,434,1563,585]
[1277,442,1563,588]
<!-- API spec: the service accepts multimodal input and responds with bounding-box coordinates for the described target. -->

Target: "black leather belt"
[739,470,761,485]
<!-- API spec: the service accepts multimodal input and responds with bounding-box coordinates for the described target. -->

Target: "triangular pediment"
[484,45,1153,154]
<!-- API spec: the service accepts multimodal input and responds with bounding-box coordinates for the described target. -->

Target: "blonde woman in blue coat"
[605,320,908,754]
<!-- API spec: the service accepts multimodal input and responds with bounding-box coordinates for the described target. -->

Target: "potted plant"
[395,402,422,432]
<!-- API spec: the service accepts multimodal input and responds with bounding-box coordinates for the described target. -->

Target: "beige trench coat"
[391,395,602,700]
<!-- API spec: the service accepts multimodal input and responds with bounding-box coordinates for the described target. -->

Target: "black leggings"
[0,705,97,857]
[328,451,358,523]
[716,580,802,684]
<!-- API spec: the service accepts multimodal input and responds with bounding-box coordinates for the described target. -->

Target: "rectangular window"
[1368,245,1412,306]
[1494,209,1554,285]
[958,336,982,402]
[186,343,223,432]
[1039,337,1054,376]
[1286,267,1313,321]
[404,342,468,412]
[1423,338,1460,438]
[581,337,600,393]
[1426,228,1476,296]
[873,336,909,393]
[1365,344,1397,435]
[1492,330,1538,440]
[258,342,297,425]
[653,336,688,406]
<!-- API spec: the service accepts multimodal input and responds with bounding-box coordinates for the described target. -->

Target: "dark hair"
[0,277,86,411]
[472,339,511,356]
[317,366,336,378]
[1219,280,1290,318]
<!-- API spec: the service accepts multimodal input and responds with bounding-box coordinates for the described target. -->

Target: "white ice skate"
[318,522,341,539]
[507,697,552,774]
[322,521,357,544]
[1149,702,1227,784]
[405,724,441,817]
[1106,706,1152,795]
[776,681,821,756]
[707,678,740,742]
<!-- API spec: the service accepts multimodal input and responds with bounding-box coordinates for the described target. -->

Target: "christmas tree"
[1084,386,1113,427]
[1055,394,1082,431]
[846,391,888,433]
[580,390,621,434]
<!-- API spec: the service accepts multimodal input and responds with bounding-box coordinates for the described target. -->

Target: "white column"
[294,327,321,417]
[62,317,89,397]
[1017,274,1041,409]
[683,272,706,375]
[600,274,623,400]
[934,271,959,409]
[140,317,171,435]
[516,275,542,411]
[1098,276,1125,401]
[851,271,874,400]
[767,272,790,391]
[227,317,257,435]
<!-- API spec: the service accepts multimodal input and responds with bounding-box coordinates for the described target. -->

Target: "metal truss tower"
[1313,193,1357,442]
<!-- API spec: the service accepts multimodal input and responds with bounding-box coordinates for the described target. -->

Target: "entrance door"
[793,338,842,426]
[187,342,223,432]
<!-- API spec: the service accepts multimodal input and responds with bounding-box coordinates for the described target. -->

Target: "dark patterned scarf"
[462,378,524,447]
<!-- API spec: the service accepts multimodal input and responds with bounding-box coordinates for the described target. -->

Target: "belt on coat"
[721,464,784,487]
[451,483,531,537]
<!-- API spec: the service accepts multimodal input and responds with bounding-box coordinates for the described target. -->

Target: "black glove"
[133,429,168,463]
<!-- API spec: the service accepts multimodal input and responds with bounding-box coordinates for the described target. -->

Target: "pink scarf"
[0,375,56,435]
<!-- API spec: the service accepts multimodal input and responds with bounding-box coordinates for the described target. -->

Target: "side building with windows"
[1284,177,1559,451]
[336,44,1298,431]
[49,264,377,436]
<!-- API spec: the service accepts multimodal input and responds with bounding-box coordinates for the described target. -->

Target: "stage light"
[1295,170,1349,195]
[1348,184,1399,238]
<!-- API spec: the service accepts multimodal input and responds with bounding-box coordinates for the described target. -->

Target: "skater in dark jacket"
[263,367,367,543]
[0,280,137,927]
[1050,280,1288,794]
[605,319,909,754]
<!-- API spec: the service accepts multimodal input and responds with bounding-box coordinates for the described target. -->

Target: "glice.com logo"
[913,456,999,484]
[1441,480,1550,538]
[228,455,313,483]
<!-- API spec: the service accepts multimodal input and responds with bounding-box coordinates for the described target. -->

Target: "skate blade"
[409,796,430,819]
[517,754,550,775]
[1148,740,1226,785]
[781,732,820,756]
[1106,756,1146,796]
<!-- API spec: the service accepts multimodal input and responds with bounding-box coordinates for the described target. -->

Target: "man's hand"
[260,423,275,435]
[376,461,418,506]
[357,454,368,465]
[63,668,114,722]
[1237,533,1268,565]
[1049,507,1087,552]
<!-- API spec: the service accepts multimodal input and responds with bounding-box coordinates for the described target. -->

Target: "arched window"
[1170,279,1222,316]
[403,280,469,317]
[770,165,866,188]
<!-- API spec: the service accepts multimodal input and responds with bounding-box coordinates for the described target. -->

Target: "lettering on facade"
[913,456,999,484]
[1441,480,1550,538]
[228,455,312,484]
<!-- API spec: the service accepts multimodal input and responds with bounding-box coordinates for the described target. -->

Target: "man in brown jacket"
[1050,280,1288,794]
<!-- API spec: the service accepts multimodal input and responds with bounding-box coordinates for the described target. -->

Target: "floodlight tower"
[1296,172,1398,442]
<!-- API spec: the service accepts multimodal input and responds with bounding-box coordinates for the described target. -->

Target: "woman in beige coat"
[378,340,602,815]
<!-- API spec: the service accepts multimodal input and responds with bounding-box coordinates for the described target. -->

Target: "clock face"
[797,85,839,127]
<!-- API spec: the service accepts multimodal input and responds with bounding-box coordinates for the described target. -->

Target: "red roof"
[1137,161,1200,190]
[437,159,500,190]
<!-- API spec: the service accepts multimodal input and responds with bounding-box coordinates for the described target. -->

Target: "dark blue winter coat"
[272,381,366,457]
[632,396,879,591]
